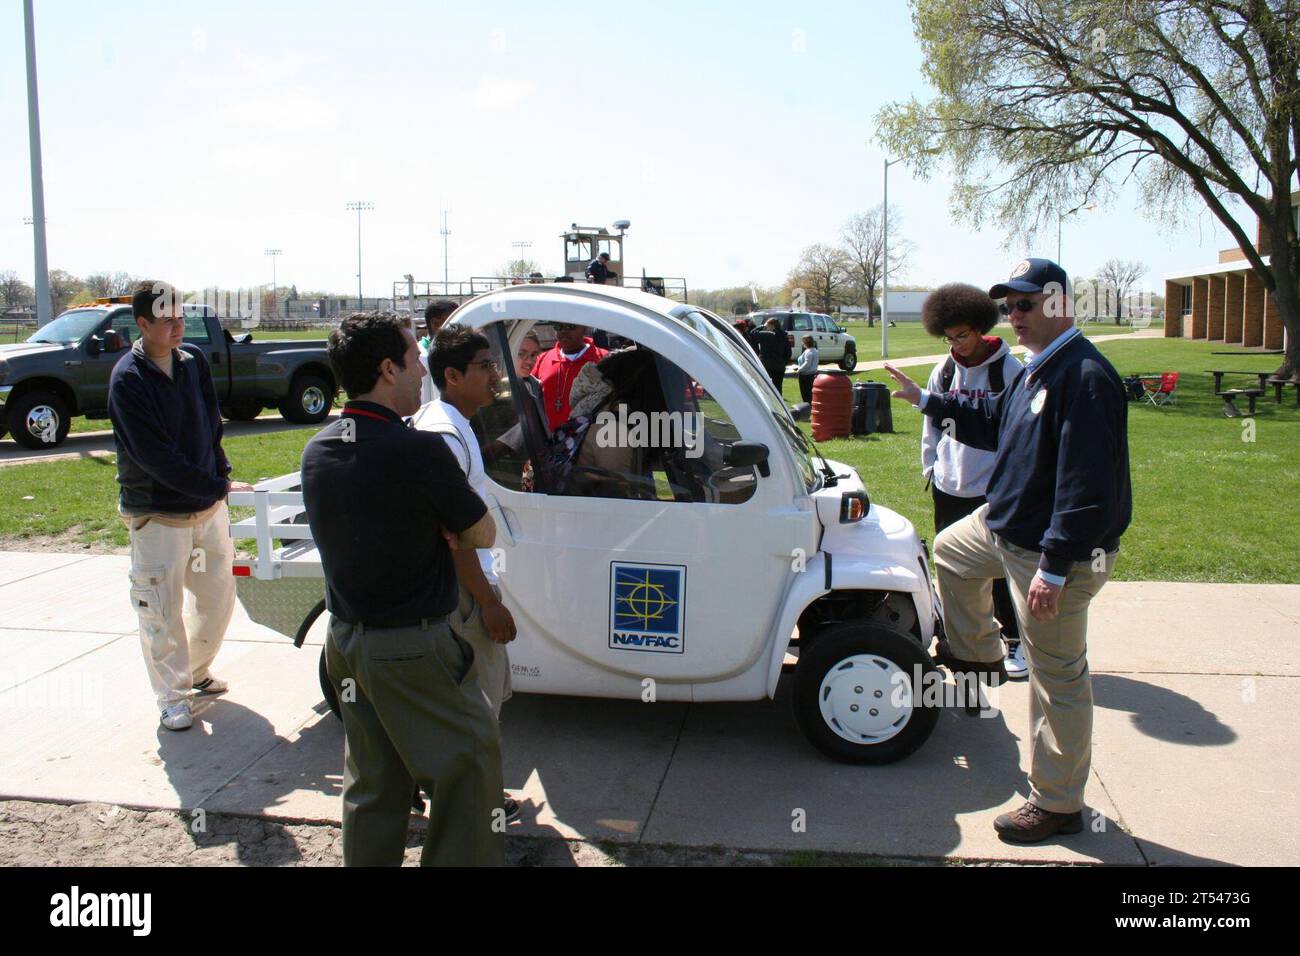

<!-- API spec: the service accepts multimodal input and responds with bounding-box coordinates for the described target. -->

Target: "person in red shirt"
[532,323,608,429]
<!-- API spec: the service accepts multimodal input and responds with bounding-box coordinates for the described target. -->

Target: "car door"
[456,298,814,701]
[814,314,842,360]
[79,311,134,413]
[182,310,230,400]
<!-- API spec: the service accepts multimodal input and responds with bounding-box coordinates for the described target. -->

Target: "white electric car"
[231,284,942,763]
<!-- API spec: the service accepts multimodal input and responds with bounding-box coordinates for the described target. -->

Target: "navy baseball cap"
[989,258,1069,298]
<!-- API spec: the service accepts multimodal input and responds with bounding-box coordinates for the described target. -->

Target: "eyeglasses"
[516,348,540,360]
[554,323,580,332]
[943,330,974,345]
[468,359,500,372]
[999,298,1036,315]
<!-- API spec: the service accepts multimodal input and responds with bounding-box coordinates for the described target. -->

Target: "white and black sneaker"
[193,676,228,696]
[160,701,193,731]
[1003,641,1028,681]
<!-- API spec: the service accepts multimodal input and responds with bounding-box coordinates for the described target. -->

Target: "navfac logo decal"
[609,562,686,654]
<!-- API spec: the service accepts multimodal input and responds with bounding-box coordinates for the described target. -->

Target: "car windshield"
[671,306,820,493]
[28,309,106,345]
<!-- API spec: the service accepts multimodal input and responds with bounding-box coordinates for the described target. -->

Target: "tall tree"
[83,271,136,297]
[787,243,853,314]
[841,205,914,325]
[47,270,83,316]
[1097,258,1149,322]
[877,0,1300,379]
[1,271,34,309]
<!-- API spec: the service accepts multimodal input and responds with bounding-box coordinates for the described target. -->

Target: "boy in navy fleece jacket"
[108,280,252,732]
[886,258,1131,844]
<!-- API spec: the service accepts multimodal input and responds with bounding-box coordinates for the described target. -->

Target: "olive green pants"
[933,504,1116,814]
[326,615,504,866]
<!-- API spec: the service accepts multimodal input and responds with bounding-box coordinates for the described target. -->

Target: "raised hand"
[883,364,923,405]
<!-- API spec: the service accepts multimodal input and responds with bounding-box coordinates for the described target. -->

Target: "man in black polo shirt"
[301,312,501,866]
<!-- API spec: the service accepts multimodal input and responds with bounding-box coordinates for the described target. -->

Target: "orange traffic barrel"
[812,371,853,441]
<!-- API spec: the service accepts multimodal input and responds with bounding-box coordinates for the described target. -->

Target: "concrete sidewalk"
[0,549,1295,865]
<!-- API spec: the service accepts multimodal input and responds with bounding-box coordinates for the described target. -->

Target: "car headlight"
[839,489,869,523]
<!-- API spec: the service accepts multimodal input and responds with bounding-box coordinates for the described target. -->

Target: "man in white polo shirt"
[414,325,520,821]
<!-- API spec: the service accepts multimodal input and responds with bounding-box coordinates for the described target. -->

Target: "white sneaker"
[1003,641,1028,681]
[193,676,228,696]
[161,701,193,731]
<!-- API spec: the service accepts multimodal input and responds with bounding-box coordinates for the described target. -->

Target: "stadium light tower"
[346,201,373,307]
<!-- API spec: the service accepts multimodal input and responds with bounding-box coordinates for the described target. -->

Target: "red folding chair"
[1144,371,1178,406]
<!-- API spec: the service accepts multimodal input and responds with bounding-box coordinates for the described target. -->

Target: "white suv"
[750,310,858,371]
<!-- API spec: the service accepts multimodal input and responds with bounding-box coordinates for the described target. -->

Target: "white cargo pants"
[126,502,236,708]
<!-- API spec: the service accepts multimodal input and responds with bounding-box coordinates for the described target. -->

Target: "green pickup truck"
[0,301,336,449]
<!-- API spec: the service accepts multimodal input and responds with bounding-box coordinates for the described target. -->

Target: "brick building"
[1163,190,1298,351]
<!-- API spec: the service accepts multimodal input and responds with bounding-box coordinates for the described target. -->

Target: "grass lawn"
[787,336,1298,583]
[2,336,1295,582]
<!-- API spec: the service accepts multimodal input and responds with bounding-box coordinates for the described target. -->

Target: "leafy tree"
[497,258,542,279]
[786,243,853,314]
[84,271,136,297]
[47,269,83,316]
[841,205,914,325]
[877,0,1300,378]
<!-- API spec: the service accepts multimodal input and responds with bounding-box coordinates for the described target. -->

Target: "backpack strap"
[941,353,1006,394]
[939,355,956,394]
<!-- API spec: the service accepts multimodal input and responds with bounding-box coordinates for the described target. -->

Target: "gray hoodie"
[920,338,1022,498]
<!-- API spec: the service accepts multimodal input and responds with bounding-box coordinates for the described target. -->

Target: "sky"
[0,0,1262,302]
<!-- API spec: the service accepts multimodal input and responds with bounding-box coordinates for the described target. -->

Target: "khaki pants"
[933,504,1115,813]
[326,615,504,867]
[127,502,236,708]
[448,583,512,719]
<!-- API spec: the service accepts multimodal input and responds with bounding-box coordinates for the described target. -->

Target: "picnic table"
[1208,369,1270,417]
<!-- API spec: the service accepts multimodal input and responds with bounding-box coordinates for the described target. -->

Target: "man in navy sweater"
[109,280,252,732]
[886,258,1131,843]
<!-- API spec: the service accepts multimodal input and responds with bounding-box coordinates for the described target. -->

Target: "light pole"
[440,208,451,295]
[264,249,281,318]
[1057,201,1098,262]
[881,149,939,359]
[346,201,373,307]
[23,0,51,326]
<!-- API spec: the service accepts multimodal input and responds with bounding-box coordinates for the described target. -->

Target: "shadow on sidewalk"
[1093,674,1237,746]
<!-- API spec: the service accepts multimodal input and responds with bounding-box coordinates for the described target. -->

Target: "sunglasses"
[999,298,1037,315]
[554,323,581,332]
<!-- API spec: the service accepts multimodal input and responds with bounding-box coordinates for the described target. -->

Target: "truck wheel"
[792,621,939,764]
[839,349,858,372]
[280,374,333,425]
[7,391,71,450]
[319,647,342,721]
[223,399,264,422]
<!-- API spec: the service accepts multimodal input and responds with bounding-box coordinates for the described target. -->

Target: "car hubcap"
[26,405,59,442]
[818,654,912,745]
[301,387,327,415]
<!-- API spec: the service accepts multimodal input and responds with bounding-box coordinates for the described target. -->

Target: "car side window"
[814,315,835,333]
[792,313,813,332]
[183,314,211,344]
[109,311,141,344]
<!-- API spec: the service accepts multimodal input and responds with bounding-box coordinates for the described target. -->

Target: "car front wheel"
[7,390,71,450]
[839,348,858,372]
[792,621,939,764]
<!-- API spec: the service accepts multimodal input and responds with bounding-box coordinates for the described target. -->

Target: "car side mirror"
[724,440,770,477]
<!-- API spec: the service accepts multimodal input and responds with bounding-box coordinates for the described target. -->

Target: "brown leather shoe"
[994,801,1084,843]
